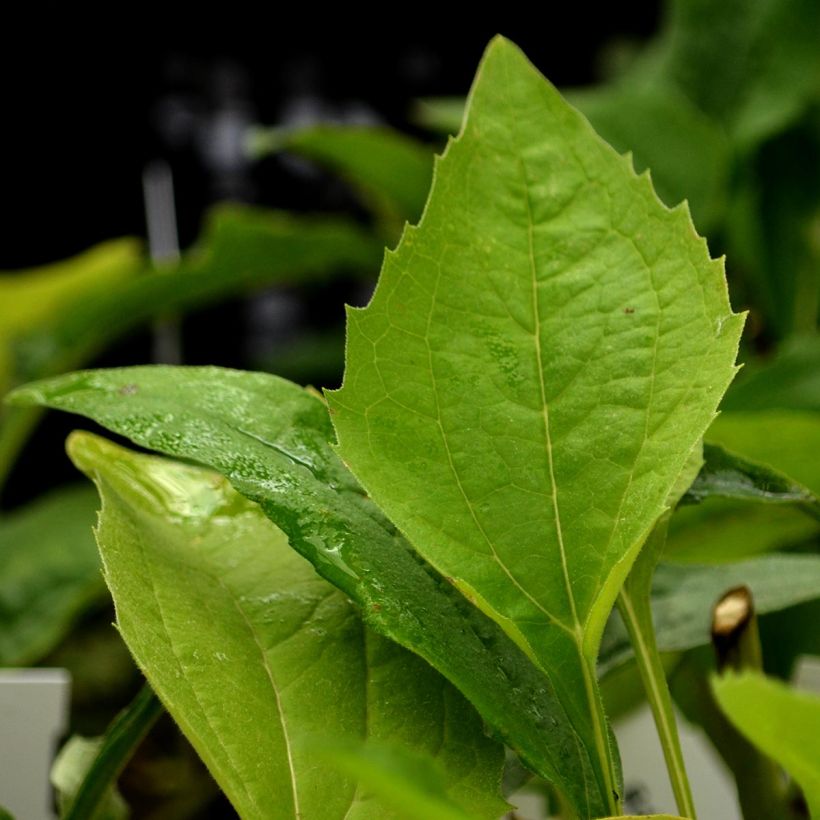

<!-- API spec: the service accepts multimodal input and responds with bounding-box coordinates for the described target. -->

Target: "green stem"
[617,590,697,819]
[579,645,622,816]
[63,682,163,820]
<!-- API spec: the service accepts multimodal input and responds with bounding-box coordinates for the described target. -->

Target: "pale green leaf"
[51,737,128,820]
[329,36,743,811]
[249,125,434,224]
[0,239,142,397]
[8,365,604,818]
[599,554,820,674]
[712,672,820,819]
[0,485,104,666]
[0,205,381,490]
[69,432,506,820]
[319,743,476,820]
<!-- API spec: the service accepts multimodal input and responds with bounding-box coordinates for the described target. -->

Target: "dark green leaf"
[723,338,820,413]
[0,485,104,666]
[707,410,820,494]
[683,442,819,513]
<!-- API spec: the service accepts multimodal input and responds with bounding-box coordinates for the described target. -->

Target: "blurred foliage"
[1,1,819,816]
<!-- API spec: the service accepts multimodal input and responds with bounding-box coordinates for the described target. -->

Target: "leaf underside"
[70,432,506,820]
[329,35,743,809]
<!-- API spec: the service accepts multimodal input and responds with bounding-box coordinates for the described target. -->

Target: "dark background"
[3,9,661,267]
[2,9,662,505]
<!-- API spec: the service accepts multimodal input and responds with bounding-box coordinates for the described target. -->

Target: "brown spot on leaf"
[624,307,635,314]
[118,384,139,396]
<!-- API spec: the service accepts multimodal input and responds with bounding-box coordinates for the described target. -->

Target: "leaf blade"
[329,35,743,808]
[8,364,604,817]
[712,672,820,819]
[69,432,506,820]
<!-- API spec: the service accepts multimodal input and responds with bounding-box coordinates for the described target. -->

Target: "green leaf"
[413,98,466,135]
[69,431,506,820]
[724,125,820,338]
[667,498,818,563]
[249,126,434,225]
[0,485,104,666]
[13,206,380,388]
[416,84,732,233]
[683,442,819,513]
[62,684,163,820]
[599,554,820,674]
[328,36,743,812]
[0,239,142,398]
[319,743,476,820]
[633,0,820,147]
[51,736,128,820]
[723,337,820,413]
[665,410,820,561]
[0,205,380,491]
[712,672,820,819]
[8,365,604,818]
[707,410,820,494]
[565,84,730,232]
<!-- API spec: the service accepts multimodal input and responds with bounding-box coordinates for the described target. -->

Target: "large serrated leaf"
[7,366,605,817]
[69,432,506,820]
[328,36,743,811]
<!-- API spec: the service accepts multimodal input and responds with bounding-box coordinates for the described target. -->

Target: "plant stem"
[711,586,789,820]
[617,590,697,819]
[579,646,622,816]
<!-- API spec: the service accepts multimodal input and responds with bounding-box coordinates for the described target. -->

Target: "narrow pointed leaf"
[69,432,506,820]
[51,737,128,820]
[329,35,743,808]
[8,365,604,817]
[599,554,820,674]
[712,672,820,819]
